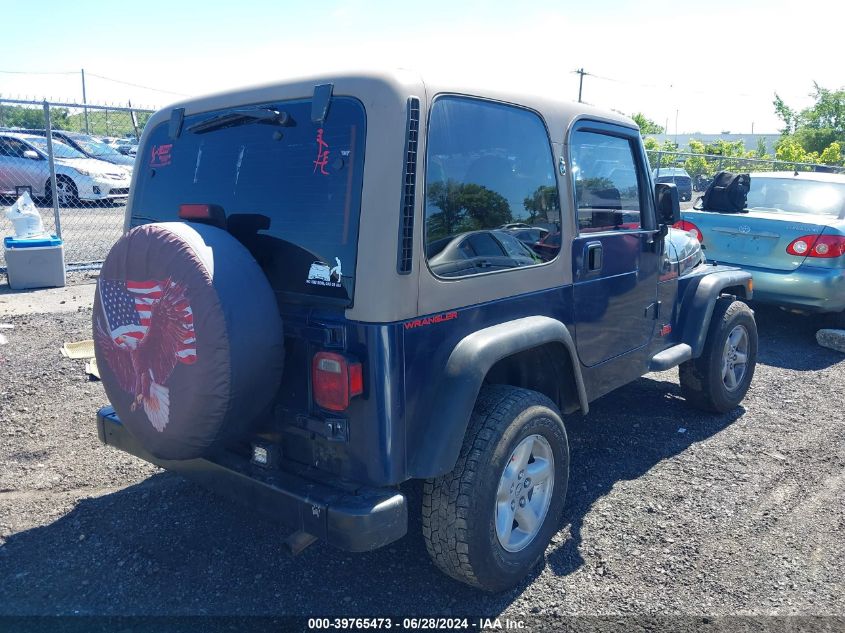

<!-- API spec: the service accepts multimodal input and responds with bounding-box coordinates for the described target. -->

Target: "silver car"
[0,132,131,205]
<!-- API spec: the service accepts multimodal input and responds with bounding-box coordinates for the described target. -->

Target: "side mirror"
[655,182,680,226]
[22,150,40,160]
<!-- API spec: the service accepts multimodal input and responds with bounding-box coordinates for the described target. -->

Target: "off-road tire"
[422,385,569,592]
[680,298,757,413]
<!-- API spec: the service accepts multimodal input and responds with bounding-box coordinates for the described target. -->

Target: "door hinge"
[645,301,661,320]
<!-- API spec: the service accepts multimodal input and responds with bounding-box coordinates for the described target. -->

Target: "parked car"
[428,229,541,276]
[0,132,131,205]
[110,137,138,156]
[694,174,714,192]
[92,71,756,593]
[678,171,845,326]
[26,130,135,168]
[505,226,549,247]
[532,230,561,261]
[499,222,533,230]
[654,167,693,201]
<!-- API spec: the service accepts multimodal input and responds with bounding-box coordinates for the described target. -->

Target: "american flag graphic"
[99,279,197,363]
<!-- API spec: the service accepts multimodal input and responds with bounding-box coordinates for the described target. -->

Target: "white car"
[0,132,131,205]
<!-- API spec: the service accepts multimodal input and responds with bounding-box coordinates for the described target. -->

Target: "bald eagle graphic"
[95,278,197,432]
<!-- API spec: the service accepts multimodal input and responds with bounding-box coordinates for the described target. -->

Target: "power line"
[86,73,190,97]
[0,68,189,97]
[0,69,77,75]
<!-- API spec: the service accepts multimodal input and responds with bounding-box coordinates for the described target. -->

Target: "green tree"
[631,113,665,135]
[684,154,709,180]
[774,83,845,154]
[0,105,46,129]
[426,180,512,241]
[819,141,842,165]
[775,137,808,163]
[773,94,798,135]
[522,185,560,225]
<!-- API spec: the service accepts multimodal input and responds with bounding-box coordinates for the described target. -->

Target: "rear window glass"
[745,176,845,217]
[132,97,366,306]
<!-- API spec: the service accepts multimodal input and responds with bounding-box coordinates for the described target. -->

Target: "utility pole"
[575,68,587,103]
[674,109,679,146]
[81,68,90,134]
[128,100,139,140]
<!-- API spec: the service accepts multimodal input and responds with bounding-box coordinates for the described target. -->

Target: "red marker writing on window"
[313,128,330,176]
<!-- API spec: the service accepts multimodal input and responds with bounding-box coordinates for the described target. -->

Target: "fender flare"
[409,316,587,479]
[680,268,753,357]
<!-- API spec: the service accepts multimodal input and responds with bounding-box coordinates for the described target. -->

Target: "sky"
[0,0,841,135]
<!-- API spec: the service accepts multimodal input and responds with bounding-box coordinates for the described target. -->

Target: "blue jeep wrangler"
[93,71,757,592]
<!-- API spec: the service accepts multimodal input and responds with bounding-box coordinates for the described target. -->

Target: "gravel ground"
[0,286,843,624]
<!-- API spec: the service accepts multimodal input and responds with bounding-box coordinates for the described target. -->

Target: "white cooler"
[3,235,66,290]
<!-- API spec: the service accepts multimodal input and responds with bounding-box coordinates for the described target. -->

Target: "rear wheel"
[422,385,569,592]
[46,176,78,206]
[680,298,757,413]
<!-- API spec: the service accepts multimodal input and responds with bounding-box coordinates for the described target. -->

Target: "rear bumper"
[96,407,407,552]
[743,264,845,313]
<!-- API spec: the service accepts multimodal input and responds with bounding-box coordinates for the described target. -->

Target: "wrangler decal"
[403,311,458,330]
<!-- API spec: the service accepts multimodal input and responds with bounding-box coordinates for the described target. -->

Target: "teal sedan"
[677,171,845,326]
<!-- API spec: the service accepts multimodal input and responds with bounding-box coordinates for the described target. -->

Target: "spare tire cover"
[93,221,284,460]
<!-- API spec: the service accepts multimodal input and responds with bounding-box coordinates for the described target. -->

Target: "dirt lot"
[0,279,843,624]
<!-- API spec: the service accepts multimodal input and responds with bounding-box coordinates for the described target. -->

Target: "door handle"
[585,242,603,272]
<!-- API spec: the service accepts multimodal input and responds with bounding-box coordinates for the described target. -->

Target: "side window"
[570,130,643,233]
[0,138,26,158]
[424,96,561,278]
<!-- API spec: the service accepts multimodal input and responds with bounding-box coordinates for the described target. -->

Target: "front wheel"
[45,176,78,207]
[680,298,758,413]
[422,385,569,592]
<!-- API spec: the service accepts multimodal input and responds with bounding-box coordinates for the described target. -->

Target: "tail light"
[673,220,704,243]
[312,352,363,411]
[786,235,845,258]
[179,203,226,228]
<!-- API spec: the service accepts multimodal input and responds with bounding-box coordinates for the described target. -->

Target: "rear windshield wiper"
[188,107,291,134]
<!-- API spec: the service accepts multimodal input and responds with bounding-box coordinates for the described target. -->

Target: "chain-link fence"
[648,150,845,195]
[0,98,154,268]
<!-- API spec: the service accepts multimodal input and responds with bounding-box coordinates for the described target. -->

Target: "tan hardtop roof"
[149,68,637,132]
[137,69,641,323]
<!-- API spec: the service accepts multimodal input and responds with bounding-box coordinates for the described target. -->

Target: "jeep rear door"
[568,121,660,366]
[130,97,366,308]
